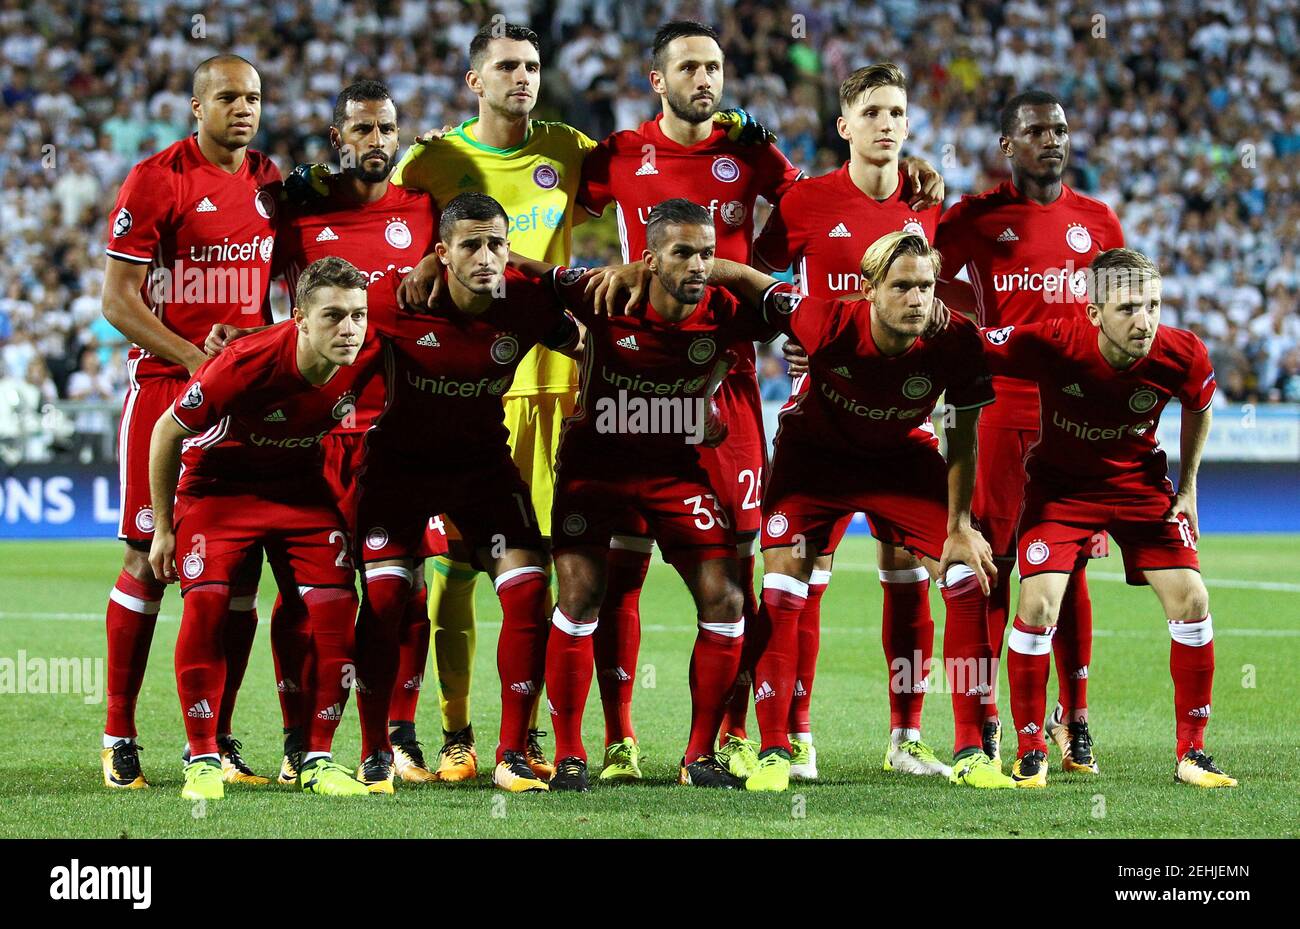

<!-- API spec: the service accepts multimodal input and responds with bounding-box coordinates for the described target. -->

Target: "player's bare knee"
[1178,579,1210,621]
[1019,589,1061,628]
[698,582,745,624]
[123,543,153,580]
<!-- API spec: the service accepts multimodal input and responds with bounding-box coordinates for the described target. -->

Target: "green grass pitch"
[1,535,1296,838]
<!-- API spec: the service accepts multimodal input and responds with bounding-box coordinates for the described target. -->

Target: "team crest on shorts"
[720,200,746,226]
[384,218,412,249]
[562,513,587,536]
[1128,388,1158,413]
[182,553,205,580]
[688,337,717,364]
[533,163,559,189]
[491,334,520,364]
[365,527,389,550]
[1025,540,1050,565]
[711,156,740,183]
[112,208,132,238]
[766,512,789,538]
[254,189,276,220]
[985,325,1014,345]
[180,382,204,409]
[1065,223,1092,254]
[259,236,275,262]
[134,506,155,533]
[557,266,588,286]
[902,375,932,400]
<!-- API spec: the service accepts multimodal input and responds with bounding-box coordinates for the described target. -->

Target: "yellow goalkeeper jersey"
[393,117,596,397]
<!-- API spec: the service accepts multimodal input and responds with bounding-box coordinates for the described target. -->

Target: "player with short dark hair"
[149,255,379,800]
[982,248,1236,789]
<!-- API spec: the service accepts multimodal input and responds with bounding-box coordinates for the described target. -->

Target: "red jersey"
[276,176,438,434]
[171,320,380,502]
[763,283,994,459]
[105,135,282,380]
[981,317,1215,486]
[934,180,1124,430]
[364,268,579,462]
[553,269,774,473]
[753,163,939,297]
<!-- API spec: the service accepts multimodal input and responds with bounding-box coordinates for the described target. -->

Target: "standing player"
[99,55,280,789]
[148,257,378,800]
[350,193,580,794]
[984,248,1236,788]
[705,232,1015,792]
[751,62,947,780]
[934,90,1124,771]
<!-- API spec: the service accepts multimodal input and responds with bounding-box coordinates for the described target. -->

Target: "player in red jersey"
[535,199,775,792]
[147,257,379,800]
[98,55,280,789]
[702,232,1016,792]
[752,63,947,780]
[350,193,580,794]
[983,248,1236,789]
[934,90,1125,772]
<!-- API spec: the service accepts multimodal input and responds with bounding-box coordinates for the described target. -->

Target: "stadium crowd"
[0,0,1297,452]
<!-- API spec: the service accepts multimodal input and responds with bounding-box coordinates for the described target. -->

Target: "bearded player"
[99,54,280,789]
[934,90,1124,772]
[983,248,1236,789]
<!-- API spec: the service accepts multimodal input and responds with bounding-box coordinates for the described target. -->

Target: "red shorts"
[972,423,1034,557]
[355,452,542,562]
[553,468,735,564]
[320,432,367,525]
[172,493,353,593]
[761,443,950,563]
[118,371,187,543]
[1018,480,1199,586]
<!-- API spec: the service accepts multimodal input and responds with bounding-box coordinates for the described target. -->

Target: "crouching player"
[984,248,1236,788]
[350,192,580,794]
[708,231,1015,791]
[148,257,379,800]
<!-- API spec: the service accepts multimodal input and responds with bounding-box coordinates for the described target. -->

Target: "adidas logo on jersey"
[1063,383,1084,397]
[417,332,440,347]
[187,699,214,719]
[996,227,1019,242]
[510,680,537,695]
[635,161,659,176]
[264,409,286,422]
[616,335,640,351]
[315,226,339,242]
[754,680,776,702]
[828,222,851,238]
[831,365,852,378]
[317,703,344,721]
[195,197,217,213]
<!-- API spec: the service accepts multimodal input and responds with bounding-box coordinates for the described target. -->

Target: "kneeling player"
[148,257,380,800]
[351,193,579,794]
[708,231,1014,791]
[984,248,1236,788]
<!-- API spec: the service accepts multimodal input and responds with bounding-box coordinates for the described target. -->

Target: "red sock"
[594,546,648,745]
[940,567,992,754]
[545,607,597,763]
[270,590,309,731]
[720,547,761,740]
[495,568,549,761]
[880,568,933,732]
[983,561,1013,721]
[686,617,744,760]
[753,575,806,753]
[388,581,430,725]
[216,592,258,736]
[785,570,828,734]
[1169,615,1215,758]
[174,585,230,757]
[1007,616,1054,756]
[104,569,165,738]
[1054,569,1093,717]
[300,586,359,753]
[354,566,413,759]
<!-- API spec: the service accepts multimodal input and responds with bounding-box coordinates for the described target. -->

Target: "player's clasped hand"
[585,261,651,316]
[938,525,997,596]
[1165,489,1199,541]
[782,339,809,377]
[148,529,178,584]
[902,157,945,211]
[205,323,239,356]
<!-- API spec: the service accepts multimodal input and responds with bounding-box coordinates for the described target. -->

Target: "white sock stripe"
[1169,614,1214,647]
[736,537,756,558]
[366,566,413,584]
[699,617,745,638]
[939,564,975,589]
[762,573,809,599]
[109,587,161,615]
[228,594,257,611]
[610,534,654,554]
[809,569,833,586]
[493,565,546,591]
[552,607,597,637]
[878,567,928,584]
[1009,625,1056,655]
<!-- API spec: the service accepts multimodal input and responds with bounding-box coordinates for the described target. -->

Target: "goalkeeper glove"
[712,107,777,145]
[283,162,332,206]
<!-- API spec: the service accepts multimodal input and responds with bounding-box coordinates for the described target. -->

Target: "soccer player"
[983,248,1236,788]
[705,232,1015,792]
[99,54,280,789]
[934,90,1124,771]
[751,62,948,779]
[148,256,378,800]
[350,193,579,794]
